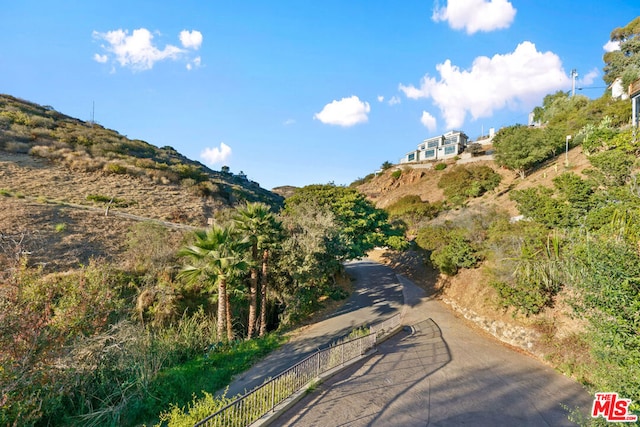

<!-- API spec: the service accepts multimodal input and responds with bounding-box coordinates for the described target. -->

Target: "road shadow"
[372,249,443,299]
[277,318,452,426]
[277,315,592,427]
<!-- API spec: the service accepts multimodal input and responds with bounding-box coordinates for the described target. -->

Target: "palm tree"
[178,225,250,341]
[234,203,282,338]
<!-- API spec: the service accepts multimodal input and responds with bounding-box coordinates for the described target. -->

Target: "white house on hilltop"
[400,130,469,164]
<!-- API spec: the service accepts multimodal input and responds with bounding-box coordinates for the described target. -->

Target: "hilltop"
[0,94,283,271]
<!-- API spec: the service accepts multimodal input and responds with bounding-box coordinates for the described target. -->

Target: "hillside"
[357,147,591,215]
[0,94,283,272]
[357,146,594,362]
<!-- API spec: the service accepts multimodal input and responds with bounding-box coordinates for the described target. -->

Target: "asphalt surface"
[275,265,594,427]
[221,260,405,397]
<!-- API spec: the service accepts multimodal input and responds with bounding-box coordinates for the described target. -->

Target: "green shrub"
[385,195,441,220]
[349,173,375,187]
[588,149,636,186]
[416,225,481,275]
[380,161,393,170]
[490,278,553,315]
[434,163,447,171]
[391,169,402,179]
[564,237,640,407]
[103,162,128,175]
[438,165,501,205]
[430,236,478,275]
[510,187,575,228]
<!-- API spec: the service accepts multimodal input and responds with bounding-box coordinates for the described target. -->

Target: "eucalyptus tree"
[604,16,640,87]
[233,203,283,338]
[178,225,250,341]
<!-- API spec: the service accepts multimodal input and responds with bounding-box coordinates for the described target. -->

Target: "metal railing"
[194,312,402,427]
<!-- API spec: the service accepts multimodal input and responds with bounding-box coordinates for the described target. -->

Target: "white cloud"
[377,95,385,102]
[388,96,401,106]
[314,96,371,127]
[93,28,203,71]
[432,0,516,34]
[399,42,570,129]
[579,68,599,86]
[603,40,620,52]
[420,111,437,132]
[200,142,232,165]
[186,56,202,71]
[283,118,296,125]
[180,30,203,50]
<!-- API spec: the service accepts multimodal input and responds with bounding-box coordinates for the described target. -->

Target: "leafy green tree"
[284,184,395,260]
[178,226,250,341]
[604,16,640,87]
[233,202,282,338]
[274,202,343,324]
[493,125,556,178]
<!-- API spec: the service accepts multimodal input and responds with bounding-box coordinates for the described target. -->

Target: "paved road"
[276,266,594,426]
[222,260,405,397]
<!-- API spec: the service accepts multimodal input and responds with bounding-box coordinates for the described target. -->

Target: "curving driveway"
[275,261,594,426]
[223,260,405,397]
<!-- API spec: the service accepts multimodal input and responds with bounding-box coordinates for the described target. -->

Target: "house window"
[424,149,435,158]
[408,153,415,161]
[419,145,425,150]
[444,136,457,145]
[427,140,439,148]
[444,145,456,155]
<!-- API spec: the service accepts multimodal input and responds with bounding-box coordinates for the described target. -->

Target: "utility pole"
[571,69,578,97]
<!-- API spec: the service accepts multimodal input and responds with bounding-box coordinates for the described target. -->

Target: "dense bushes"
[416,220,484,276]
[385,195,441,220]
[437,165,501,205]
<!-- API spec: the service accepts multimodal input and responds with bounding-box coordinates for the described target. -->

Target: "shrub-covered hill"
[0,94,283,215]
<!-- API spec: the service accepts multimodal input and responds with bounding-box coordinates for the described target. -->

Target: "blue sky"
[1,1,639,189]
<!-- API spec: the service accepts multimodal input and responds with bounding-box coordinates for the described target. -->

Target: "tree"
[178,225,250,341]
[284,184,394,260]
[493,125,555,178]
[604,17,640,87]
[380,161,393,170]
[273,202,343,324]
[234,203,282,338]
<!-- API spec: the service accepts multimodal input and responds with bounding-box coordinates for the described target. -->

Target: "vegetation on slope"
[357,16,640,420]
[0,94,283,214]
[1,184,403,425]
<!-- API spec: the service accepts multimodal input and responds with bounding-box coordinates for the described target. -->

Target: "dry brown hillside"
[0,95,283,274]
[358,146,591,216]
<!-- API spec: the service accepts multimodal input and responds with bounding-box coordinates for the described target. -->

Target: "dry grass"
[0,152,229,227]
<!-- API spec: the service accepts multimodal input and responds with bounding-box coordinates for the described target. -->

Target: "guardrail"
[193,312,402,427]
